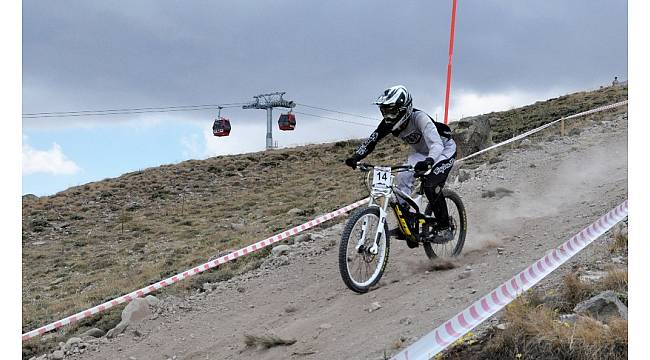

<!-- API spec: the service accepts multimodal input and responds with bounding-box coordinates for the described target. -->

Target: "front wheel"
[338,207,390,293]
[423,189,467,259]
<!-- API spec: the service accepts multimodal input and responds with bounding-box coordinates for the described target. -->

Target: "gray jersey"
[353,109,456,164]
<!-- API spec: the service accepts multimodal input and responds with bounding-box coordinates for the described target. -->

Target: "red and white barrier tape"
[392,200,628,360]
[22,198,370,341]
[457,100,628,163]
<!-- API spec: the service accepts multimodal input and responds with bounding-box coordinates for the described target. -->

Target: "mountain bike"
[338,163,467,293]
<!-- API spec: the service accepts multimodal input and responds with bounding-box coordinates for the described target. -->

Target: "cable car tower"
[243,92,295,150]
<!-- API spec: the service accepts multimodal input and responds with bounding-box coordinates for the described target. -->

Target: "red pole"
[443,0,458,125]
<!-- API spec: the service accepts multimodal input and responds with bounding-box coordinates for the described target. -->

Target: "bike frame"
[356,164,435,253]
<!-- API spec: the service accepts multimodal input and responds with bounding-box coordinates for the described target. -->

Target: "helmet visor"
[380,105,402,121]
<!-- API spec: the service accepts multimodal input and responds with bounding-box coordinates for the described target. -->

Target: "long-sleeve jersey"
[353,109,456,163]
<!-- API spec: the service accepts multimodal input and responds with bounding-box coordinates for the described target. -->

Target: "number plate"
[373,167,392,188]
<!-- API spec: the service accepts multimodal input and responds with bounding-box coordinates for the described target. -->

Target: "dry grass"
[243,333,297,349]
[610,224,628,253]
[443,295,627,360]
[485,296,627,360]
[557,267,628,312]
[489,85,627,143]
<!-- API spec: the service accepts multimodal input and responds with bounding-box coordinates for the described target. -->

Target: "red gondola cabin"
[278,113,296,131]
[213,117,231,137]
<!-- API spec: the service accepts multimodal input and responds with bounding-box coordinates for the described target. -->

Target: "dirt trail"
[73,112,627,360]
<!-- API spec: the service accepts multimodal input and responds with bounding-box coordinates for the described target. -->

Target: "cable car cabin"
[278,113,296,131]
[212,118,231,137]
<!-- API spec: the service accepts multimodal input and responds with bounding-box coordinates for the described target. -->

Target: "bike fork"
[355,200,389,255]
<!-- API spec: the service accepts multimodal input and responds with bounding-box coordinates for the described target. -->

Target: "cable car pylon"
[242,92,295,150]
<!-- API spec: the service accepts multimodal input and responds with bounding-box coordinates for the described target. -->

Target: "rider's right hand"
[345,157,358,170]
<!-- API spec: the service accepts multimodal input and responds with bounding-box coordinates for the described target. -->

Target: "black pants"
[422,153,456,229]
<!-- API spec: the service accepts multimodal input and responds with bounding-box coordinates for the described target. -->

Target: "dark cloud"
[23,0,627,122]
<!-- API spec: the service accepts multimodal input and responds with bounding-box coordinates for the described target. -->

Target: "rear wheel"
[338,207,390,293]
[423,189,467,259]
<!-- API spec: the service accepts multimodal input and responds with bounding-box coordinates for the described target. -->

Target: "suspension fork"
[355,196,390,255]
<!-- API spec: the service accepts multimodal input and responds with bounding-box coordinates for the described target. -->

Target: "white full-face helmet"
[373,85,413,131]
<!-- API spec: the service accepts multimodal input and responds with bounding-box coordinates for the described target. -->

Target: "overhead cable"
[22,103,247,119]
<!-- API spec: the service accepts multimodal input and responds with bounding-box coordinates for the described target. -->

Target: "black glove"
[414,157,435,172]
[345,157,359,169]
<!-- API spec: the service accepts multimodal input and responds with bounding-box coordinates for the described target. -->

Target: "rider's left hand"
[414,157,435,172]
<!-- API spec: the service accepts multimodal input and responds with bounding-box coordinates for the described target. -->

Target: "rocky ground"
[27,106,628,359]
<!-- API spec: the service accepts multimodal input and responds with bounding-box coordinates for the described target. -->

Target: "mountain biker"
[344,85,457,248]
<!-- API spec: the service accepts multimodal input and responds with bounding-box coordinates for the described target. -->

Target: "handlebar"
[357,163,412,172]
[357,163,431,177]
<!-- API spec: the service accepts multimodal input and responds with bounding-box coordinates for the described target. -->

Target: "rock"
[230,223,246,231]
[399,317,412,325]
[568,128,582,136]
[81,328,105,338]
[202,283,214,292]
[311,234,325,242]
[368,302,382,313]
[458,169,473,183]
[287,208,306,216]
[579,270,608,283]
[107,298,151,338]
[496,247,505,255]
[449,115,493,157]
[65,337,82,348]
[458,271,471,280]
[145,295,161,307]
[559,313,580,324]
[271,245,291,256]
[52,350,64,359]
[495,323,507,330]
[574,290,628,322]
[294,234,311,243]
[23,193,39,201]
[319,323,332,330]
[519,138,532,147]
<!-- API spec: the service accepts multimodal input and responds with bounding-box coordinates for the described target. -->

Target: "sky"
[22,0,628,196]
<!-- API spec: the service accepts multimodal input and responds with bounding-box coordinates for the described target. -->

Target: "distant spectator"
[612,76,620,86]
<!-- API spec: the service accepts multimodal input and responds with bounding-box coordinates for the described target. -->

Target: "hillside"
[22,85,627,359]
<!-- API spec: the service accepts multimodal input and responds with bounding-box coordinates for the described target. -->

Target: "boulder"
[107,298,151,338]
[574,290,628,322]
[449,115,493,157]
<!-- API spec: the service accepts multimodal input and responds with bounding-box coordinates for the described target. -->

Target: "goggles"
[380,105,402,120]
